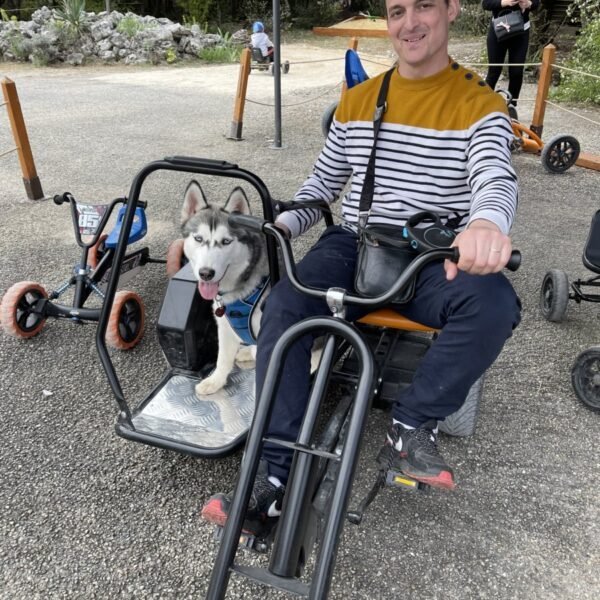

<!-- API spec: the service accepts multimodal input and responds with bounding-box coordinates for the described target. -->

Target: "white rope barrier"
[551,64,600,81]
[246,80,343,108]
[545,100,600,127]
[0,147,18,159]
[462,62,542,68]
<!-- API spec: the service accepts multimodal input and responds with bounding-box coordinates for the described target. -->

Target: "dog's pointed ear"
[224,187,251,215]
[181,180,209,222]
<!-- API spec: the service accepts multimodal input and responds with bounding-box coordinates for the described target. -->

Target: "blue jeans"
[256,226,521,482]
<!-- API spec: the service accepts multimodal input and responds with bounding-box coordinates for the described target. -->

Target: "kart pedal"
[213,525,271,554]
[385,469,427,491]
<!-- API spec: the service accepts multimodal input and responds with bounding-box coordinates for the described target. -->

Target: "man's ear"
[181,180,209,223]
[448,0,461,23]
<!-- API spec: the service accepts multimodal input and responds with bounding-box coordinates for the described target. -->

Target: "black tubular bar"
[269,334,339,577]
[95,157,279,423]
[205,317,374,600]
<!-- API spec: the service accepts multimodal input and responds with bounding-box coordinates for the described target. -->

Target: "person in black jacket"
[482,0,540,115]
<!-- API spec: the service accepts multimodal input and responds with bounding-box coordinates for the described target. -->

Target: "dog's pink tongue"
[198,281,219,300]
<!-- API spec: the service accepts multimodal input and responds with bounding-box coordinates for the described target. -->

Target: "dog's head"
[181,181,265,301]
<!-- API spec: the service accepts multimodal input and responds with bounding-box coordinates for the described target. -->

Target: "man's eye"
[222,238,232,246]
[194,235,203,243]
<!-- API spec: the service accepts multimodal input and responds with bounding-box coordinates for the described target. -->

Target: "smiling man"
[201,0,521,534]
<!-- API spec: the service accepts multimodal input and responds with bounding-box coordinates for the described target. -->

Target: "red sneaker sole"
[201,497,228,527]
[405,470,456,491]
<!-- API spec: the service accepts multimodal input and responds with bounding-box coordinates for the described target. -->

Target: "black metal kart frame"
[96,157,520,599]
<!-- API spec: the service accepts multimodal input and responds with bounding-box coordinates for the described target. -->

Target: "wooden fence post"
[1,77,44,200]
[530,44,555,137]
[228,48,252,141]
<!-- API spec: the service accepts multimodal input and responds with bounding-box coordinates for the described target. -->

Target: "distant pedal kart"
[249,46,290,75]
[496,89,580,174]
[540,209,600,411]
[0,193,159,349]
[321,52,580,174]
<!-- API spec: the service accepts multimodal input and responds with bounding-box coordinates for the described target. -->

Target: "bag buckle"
[358,210,370,230]
[373,102,387,122]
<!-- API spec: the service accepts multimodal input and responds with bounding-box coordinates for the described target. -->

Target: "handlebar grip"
[506,250,521,272]
[228,213,266,232]
[53,193,72,205]
[164,156,238,171]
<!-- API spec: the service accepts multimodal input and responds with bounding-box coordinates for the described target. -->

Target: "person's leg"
[507,30,530,104]
[378,262,521,489]
[257,226,370,482]
[392,262,521,425]
[485,25,507,92]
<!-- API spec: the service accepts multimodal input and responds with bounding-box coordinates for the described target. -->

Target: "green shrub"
[552,17,600,105]
[53,0,89,33]
[452,0,488,36]
[116,14,144,37]
[293,0,340,29]
[197,44,241,62]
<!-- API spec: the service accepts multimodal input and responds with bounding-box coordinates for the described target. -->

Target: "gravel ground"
[0,35,599,600]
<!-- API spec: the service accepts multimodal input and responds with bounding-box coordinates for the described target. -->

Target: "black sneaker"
[201,460,285,535]
[508,103,519,121]
[377,420,455,490]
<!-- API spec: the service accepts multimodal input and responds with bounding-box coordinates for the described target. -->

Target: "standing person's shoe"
[201,460,285,535]
[377,420,456,490]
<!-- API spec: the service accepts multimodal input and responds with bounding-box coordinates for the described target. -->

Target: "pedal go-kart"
[540,209,600,412]
[321,51,580,175]
[250,46,290,76]
[0,193,158,348]
[96,157,520,599]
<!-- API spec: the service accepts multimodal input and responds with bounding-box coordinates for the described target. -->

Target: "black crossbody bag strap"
[358,67,395,230]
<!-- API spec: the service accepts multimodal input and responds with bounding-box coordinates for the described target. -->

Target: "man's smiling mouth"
[403,34,426,43]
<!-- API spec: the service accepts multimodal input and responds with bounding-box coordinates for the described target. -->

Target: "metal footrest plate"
[130,366,255,449]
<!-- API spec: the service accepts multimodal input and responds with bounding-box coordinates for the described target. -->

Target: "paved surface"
[1,39,599,600]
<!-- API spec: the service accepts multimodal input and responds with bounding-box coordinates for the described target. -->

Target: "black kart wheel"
[106,290,145,350]
[0,281,48,338]
[541,135,580,174]
[321,101,338,138]
[571,347,600,411]
[540,269,569,322]
[283,60,290,74]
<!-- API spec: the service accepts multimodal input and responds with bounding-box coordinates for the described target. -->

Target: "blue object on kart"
[106,206,148,248]
[345,49,370,89]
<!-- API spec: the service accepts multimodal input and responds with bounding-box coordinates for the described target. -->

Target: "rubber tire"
[166,238,187,277]
[88,234,108,270]
[540,269,569,322]
[541,134,580,174]
[0,281,48,338]
[438,375,485,437]
[106,290,145,350]
[571,347,600,411]
[269,63,275,76]
[283,61,290,74]
[321,101,339,138]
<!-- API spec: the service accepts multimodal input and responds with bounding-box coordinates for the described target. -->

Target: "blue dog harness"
[215,277,269,345]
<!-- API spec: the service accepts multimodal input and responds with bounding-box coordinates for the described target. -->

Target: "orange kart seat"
[358,308,438,333]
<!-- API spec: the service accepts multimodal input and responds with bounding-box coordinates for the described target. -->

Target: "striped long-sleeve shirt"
[277,60,518,239]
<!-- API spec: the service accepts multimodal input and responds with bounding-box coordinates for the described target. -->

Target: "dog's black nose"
[198,268,215,281]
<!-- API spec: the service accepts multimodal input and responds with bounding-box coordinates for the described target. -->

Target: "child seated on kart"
[201,0,521,536]
[250,21,274,63]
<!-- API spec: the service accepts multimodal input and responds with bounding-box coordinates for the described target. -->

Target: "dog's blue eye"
[222,238,232,246]
[194,235,203,243]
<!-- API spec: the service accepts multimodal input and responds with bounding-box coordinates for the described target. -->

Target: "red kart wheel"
[88,234,108,270]
[0,281,48,338]
[166,238,186,277]
[106,290,145,350]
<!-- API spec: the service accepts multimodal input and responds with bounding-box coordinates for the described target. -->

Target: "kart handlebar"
[229,213,521,307]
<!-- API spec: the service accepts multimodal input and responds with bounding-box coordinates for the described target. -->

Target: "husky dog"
[181,181,268,397]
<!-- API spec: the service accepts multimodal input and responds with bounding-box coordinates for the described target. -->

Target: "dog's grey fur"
[181,181,268,395]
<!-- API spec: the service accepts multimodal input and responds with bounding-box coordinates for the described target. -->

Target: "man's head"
[385,0,460,79]
[252,21,264,33]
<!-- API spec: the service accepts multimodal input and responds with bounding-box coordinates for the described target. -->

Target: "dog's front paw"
[196,375,227,396]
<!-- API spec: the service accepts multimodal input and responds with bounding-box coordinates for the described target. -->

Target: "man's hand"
[274,221,291,239]
[444,220,512,281]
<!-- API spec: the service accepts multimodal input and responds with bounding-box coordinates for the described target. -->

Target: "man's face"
[386,0,460,79]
